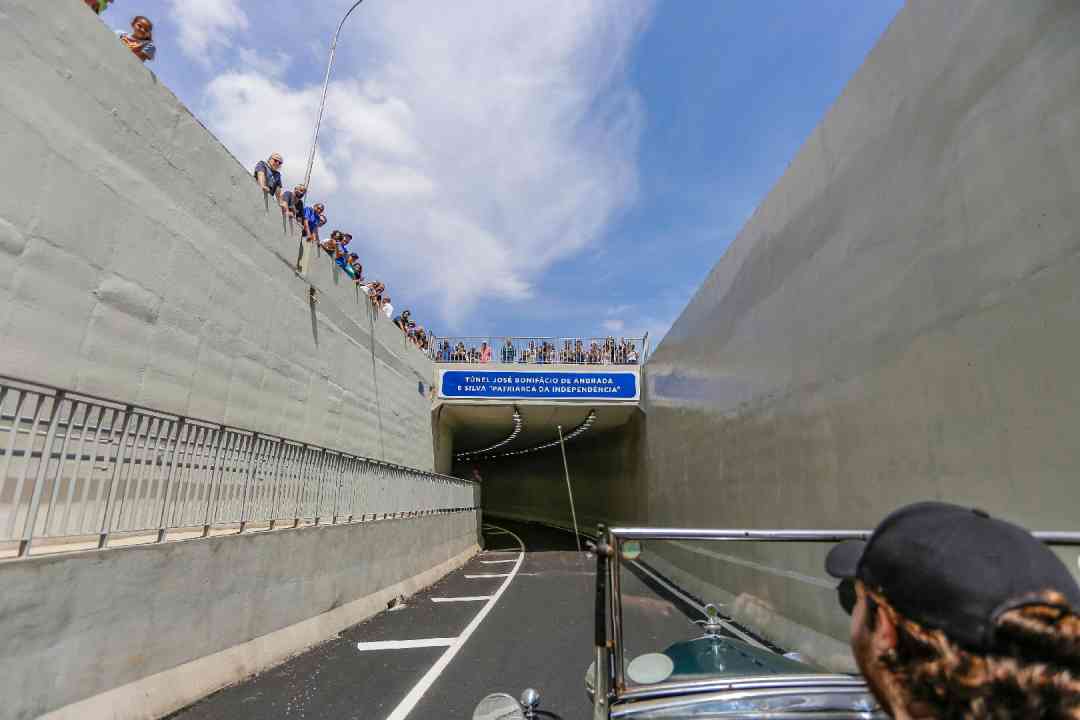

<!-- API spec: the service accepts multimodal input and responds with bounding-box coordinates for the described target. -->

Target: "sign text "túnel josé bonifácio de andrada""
[438,370,638,400]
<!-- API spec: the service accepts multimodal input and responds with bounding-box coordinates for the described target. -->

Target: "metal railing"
[430,335,648,366]
[0,376,478,559]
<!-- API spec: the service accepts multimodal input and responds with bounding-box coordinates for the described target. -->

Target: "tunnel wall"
[0,0,434,470]
[0,511,479,720]
[639,0,1080,666]
[478,412,645,535]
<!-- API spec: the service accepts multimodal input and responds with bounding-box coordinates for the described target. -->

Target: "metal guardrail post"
[39,396,79,546]
[98,407,135,549]
[312,449,326,526]
[331,453,346,524]
[202,428,229,538]
[4,392,45,542]
[156,420,187,542]
[60,402,95,535]
[294,445,311,527]
[237,433,262,533]
[18,392,63,557]
[267,439,287,530]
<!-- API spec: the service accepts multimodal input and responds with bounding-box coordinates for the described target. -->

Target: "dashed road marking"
[465,573,512,579]
[431,596,491,603]
[355,638,456,652]
[385,524,526,720]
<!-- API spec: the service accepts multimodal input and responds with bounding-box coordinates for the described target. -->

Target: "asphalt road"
[167,518,731,720]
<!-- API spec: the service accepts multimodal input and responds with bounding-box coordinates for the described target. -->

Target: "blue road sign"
[439,370,638,400]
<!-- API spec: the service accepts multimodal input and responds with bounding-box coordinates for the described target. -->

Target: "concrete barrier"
[0,511,479,720]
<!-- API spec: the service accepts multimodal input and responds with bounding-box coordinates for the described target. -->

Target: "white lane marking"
[385,524,526,720]
[480,559,516,564]
[355,638,455,651]
[465,573,511,579]
[431,596,491,603]
[485,530,511,535]
[630,560,767,650]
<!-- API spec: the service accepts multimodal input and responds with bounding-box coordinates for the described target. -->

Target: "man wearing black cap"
[826,501,1080,718]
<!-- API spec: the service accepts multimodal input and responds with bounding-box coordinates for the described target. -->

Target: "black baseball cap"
[826,501,1080,652]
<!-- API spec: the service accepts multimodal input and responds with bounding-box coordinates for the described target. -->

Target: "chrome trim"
[609,527,1080,545]
[611,686,882,718]
[615,675,868,703]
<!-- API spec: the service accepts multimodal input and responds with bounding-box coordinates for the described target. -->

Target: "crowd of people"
[433,337,640,365]
[253,153,432,351]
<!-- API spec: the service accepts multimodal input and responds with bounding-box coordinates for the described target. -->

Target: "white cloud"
[203,71,338,193]
[202,0,653,325]
[170,0,249,63]
[602,319,626,333]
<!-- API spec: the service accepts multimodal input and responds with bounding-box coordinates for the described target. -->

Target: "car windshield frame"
[591,524,1080,717]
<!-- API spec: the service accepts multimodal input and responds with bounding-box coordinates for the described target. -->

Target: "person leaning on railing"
[827,502,1080,719]
[501,338,515,363]
[116,15,156,63]
[254,153,284,206]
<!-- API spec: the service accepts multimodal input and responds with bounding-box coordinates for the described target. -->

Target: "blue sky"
[101,0,902,345]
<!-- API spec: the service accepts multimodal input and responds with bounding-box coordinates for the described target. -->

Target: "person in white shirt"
[382,297,394,319]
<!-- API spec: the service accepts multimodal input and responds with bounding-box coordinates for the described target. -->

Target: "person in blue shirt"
[302,203,326,243]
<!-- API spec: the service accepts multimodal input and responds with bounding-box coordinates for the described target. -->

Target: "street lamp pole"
[303,0,366,190]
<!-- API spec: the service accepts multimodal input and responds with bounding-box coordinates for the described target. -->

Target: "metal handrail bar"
[0,384,472,483]
[614,675,870,703]
[0,375,478,559]
[609,527,1080,544]
[610,686,883,718]
[430,335,646,365]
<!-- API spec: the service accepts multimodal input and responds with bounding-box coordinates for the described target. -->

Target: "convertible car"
[473,525,887,720]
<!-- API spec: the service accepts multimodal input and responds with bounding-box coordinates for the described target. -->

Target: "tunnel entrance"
[435,403,646,533]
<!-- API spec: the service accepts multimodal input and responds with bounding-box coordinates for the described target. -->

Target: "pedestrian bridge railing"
[0,376,478,560]
[430,334,648,365]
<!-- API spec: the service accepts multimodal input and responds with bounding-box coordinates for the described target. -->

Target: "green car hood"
[663,636,814,679]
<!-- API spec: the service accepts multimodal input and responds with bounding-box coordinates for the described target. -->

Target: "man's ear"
[871,603,898,655]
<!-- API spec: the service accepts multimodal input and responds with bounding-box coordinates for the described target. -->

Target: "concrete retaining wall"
[0,511,479,720]
[641,0,1080,666]
[0,0,434,469]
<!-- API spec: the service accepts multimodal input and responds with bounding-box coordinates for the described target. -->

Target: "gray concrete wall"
[0,0,434,469]
[638,0,1080,665]
[1,511,479,720]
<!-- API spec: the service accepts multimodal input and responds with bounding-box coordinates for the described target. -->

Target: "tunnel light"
[455,407,524,460]
[477,411,596,461]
